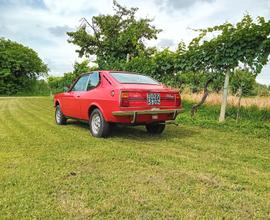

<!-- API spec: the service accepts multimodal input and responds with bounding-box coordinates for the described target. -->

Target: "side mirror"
[63,86,69,92]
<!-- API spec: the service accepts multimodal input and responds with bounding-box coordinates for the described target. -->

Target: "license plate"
[152,115,158,119]
[147,93,160,105]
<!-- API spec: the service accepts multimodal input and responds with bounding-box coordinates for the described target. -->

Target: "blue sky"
[0,0,270,85]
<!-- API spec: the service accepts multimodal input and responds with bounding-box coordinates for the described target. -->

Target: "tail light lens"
[120,91,129,107]
[175,92,181,106]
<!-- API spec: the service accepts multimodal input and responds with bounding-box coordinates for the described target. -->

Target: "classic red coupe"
[54,71,183,137]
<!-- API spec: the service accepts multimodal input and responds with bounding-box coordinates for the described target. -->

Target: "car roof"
[77,70,143,79]
[103,70,143,75]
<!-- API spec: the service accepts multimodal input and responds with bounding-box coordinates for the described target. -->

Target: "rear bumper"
[112,108,184,123]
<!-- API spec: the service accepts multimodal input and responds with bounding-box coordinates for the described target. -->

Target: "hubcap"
[56,107,61,123]
[91,113,101,134]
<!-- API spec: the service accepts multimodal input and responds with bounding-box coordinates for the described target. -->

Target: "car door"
[61,74,90,119]
[77,72,101,120]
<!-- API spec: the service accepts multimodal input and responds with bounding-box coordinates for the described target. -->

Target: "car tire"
[55,105,67,125]
[145,122,165,134]
[89,109,110,138]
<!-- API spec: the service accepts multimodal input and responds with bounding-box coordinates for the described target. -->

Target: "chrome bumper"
[112,108,184,123]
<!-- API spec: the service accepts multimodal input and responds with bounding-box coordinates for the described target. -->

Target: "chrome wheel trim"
[56,107,61,123]
[91,113,101,135]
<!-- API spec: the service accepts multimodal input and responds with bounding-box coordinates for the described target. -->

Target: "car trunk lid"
[119,85,181,108]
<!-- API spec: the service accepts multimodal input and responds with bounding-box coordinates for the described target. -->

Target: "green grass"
[0,97,269,219]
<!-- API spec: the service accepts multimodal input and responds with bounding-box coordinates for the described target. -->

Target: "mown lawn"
[0,97,269,219]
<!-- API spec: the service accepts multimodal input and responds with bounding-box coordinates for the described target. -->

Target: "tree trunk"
[236,87,242,122]
[219,70,230,122]
[191,78,213,117]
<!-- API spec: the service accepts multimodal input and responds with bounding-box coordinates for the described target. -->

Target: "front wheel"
[55,105,67,125]
[89,109,110,138]
[145,122,165,134]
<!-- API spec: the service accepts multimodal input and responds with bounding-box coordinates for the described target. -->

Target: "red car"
[54,71,183,137]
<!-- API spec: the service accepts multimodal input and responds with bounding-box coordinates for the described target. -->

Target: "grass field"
[0,97,269,219]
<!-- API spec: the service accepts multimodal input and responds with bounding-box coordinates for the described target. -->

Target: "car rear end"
[108,72,183,124]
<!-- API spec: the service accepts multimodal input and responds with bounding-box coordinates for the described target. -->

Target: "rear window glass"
[110,72,159,85]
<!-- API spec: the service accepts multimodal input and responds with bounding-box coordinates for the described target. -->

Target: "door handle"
[76,95,80,98]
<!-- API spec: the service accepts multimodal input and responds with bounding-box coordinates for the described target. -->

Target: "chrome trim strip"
[112,108,184,116]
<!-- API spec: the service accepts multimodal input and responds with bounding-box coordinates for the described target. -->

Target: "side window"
[87,72,100,90]
[72,75,89,91]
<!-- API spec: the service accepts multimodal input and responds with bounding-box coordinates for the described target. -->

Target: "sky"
[0,0,270,85]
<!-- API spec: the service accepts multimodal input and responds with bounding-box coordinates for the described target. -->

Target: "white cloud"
[48,25,73,37]
[0,0,269,84]
[157,38,175,48]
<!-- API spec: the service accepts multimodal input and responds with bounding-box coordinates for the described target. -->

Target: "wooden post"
[236,87,242,122]
[219,70,230,122]
[126,53,130,63]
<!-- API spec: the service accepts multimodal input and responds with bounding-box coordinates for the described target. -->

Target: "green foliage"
[151,49,176,84]
[14,79,51,96]
[47,76,68,94]
[67,1,161,68]
[230,69,256,96]
[110,49,178,87]
[176,15,270,75]
[253,83,270,96]
[177,72,207,92]
[0,38,48,95]
[73,60,92,77]
[32,80,51,96]
[124,53,155,75]
[174,15,270,94]
[173,14,270,120]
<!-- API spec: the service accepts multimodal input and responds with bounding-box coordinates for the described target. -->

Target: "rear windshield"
[110,72,159,85]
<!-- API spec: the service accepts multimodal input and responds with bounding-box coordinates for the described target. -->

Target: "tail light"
[120,91,129,107]
[175,92,181,106]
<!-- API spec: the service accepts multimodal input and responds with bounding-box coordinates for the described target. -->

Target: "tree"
[67,0,161,69]
[176,15,270,121]
[231,69,256,96]
[175,36,222,116]
[73,60,92,77]
[0,38,48,95]
[151,49,176,84]
[231,69,256,121]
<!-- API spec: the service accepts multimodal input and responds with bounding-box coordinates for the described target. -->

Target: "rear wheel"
[55,105,67,125]
[145,122,165,134]
[89,109,110,138]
